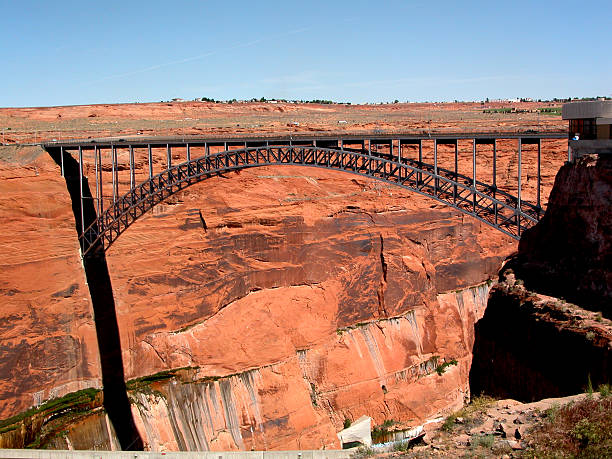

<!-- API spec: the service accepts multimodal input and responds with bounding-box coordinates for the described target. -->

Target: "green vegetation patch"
[371,418,398,443]
[0,388,101,434]
[483,107,514,114]
[126,366,198,392]
[0,388,102,449]
[538,107,562,116]
[436,358,458,376]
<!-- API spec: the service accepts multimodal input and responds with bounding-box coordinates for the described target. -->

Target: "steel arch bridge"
[44,132,566,257]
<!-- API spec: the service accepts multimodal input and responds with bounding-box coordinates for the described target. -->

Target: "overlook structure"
[563,100,612,159]
[45,131,566,257]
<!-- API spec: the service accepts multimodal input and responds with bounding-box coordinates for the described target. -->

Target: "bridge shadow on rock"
[47,147,144,451]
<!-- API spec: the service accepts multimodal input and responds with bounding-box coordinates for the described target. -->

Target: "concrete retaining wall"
[0,450,353,459]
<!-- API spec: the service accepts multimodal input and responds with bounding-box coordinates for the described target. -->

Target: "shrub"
[351,446,374,458]
[525,394,612,457]
[392,440,410,452]
[436,358,458,375]
[572,418,601,447]
[471,434,495,449]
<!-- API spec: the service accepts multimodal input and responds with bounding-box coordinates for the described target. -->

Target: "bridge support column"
[98,147,103,218]
[148,145,153,179]
[493,139,497,226]
[186,143,191,162]
[418,140,423,186]
[112,145,118,204]
[129,146,135,190]
[537,138,541,212]
[78,146,85,237]
[397,140,401,163]
[453,140,458,203]
[60,146,65,177]
[166,145,171,169]
[473,139,477,214]
[518,138,522,236]
[368,140,372,175]
[433,140,438,196]
[95,146,101,218]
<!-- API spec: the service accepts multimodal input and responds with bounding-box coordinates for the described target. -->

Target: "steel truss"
[61,141,549,257]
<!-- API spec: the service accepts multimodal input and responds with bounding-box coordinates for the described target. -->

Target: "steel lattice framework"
[44,132,566,257]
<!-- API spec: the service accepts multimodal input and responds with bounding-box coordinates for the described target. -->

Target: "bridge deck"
[44,131,566,149]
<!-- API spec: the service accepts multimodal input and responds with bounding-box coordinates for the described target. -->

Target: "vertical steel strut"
[472,139,477,214]
[418,140,423,186]
[433,139,438,196]
[537,139,541,211]
[454,140,458,203]
[98,147,103,218]
[78,146,84,237]
[493,139,497,226]
[112,145,118,203]
[148,145,153,179]
[129,146,135,190]
[60,146,65,177]
[517,138,522,236]
[94,146,100,217]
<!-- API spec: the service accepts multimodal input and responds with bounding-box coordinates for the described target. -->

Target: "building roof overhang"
[562,100,612,120]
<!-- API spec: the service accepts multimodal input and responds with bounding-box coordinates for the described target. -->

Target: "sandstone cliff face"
[1,148,518,450]
[100,166,513,450]
[0,146,100,419]
[124,285,491,452]
[23,282,491,451]
[515,154,612,317]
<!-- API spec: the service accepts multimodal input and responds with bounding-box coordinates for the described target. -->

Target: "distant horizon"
[2,95,610,110]
[2,1,610,108]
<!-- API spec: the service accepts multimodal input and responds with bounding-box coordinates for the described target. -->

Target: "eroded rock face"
[101,166,514,450]
[1,148,518,450]
[515,154,612,316]
[0,146,101,419]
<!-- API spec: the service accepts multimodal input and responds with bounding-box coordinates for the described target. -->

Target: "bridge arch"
[77,145,540,256]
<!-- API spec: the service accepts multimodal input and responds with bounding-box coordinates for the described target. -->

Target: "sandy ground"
[0,100,565,144]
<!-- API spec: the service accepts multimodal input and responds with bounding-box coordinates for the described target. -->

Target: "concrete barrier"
[0,450,353,459]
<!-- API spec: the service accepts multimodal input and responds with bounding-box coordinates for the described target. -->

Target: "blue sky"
[1,0,610,107]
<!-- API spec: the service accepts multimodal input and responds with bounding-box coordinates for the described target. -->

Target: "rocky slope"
[512,154,612,317]
[470,270,611,402]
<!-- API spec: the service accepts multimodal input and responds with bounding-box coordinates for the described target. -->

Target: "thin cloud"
[82,26,313,86]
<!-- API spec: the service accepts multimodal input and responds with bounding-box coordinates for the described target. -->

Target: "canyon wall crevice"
[45,147,143,450]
